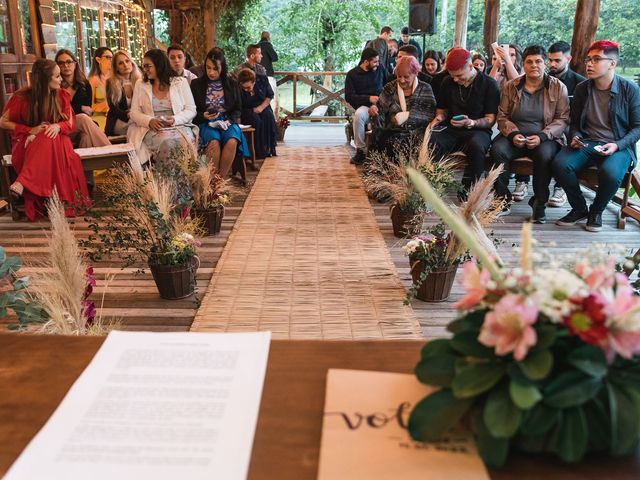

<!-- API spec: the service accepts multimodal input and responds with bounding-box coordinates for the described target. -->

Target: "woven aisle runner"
[191,146,421,339]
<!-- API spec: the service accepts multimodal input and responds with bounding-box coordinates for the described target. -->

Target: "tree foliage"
[213,0,640,72]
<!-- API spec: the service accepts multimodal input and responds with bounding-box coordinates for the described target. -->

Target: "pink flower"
[603,277,640,359]
[478,294,539,361]
[454,260,491,311]
[575,258,616,290]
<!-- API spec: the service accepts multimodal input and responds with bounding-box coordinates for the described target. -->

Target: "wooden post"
[203,0,215,49]
[169,9,182,45]
[571,0,601,75]
[483,0,499,59]
[453,0,470,48]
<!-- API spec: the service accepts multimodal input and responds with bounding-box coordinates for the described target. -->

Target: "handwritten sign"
[317,369,489,480]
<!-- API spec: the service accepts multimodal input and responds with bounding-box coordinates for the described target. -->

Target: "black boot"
[528,196,546,224]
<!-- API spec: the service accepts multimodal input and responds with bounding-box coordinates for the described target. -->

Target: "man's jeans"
[552,141,632,214]
[353,105,370,150]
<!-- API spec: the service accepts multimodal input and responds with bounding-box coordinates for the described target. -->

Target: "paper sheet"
[317,369,489,480]
[4,331,271,480]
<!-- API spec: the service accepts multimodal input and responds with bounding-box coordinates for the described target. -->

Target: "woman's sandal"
[9,182,24,198]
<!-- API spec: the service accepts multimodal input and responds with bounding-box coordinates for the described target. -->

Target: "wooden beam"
[570,0,601,75]
[169,8,182,45]
[453,0,470,48]
[483,0,499,59]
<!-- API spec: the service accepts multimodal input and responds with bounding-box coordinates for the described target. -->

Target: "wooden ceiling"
[154,0,201,10]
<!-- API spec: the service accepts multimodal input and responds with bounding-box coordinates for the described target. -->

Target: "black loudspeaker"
[409,0,437,35]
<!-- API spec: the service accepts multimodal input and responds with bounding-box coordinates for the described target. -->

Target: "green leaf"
[0,255,20,277]
[447,309,486,334]
[0,246,5,263]
[518,349,553,380]
[451,363,507,399]
[474,415,510,468]
[484,382,523,438]
[450,330,494,358]
[509,376,542,410]
[520,402,560,435]
[12,277,29,291]
[607,383,640,455]
[549,407,589,463]
[408,389,473,442]
[532,324,557,350]
[583,398,611,451]
[544,371,602,408]
[567,345,607,378]
[515,433,547,453]
[416,340,458,386]
[609,364,640,388]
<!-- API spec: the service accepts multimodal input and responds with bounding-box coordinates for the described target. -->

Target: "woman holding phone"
[128,49,197,203]
[190,47,249,178]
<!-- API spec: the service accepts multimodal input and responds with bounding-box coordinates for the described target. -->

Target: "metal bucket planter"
[410,261,459,302]
[390,204,424,238]
[148,256,199,300]
[192,204,224,235]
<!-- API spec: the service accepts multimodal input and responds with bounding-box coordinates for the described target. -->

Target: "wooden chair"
[2,143,136,220]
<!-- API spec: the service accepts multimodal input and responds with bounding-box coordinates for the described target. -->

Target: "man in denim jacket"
[552,40,640,231]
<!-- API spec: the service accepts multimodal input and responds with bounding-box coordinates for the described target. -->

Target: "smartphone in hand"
[452,115,466,121]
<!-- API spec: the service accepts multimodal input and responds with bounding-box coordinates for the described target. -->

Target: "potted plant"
[403,224,464,302]
[82,161,202,300]
[403,167,504,302]
[362,130,461,238]
[276,115,290,141]
[405,168,640,469]
[187,156,229,235]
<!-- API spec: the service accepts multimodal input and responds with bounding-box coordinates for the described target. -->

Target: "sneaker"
[547,187,567,207]
[457,189,469,203]
[496,204,511,218]
[512,181,528,202]
[555,209,589,226]
[350,149,365,165]
[585,210,603,232]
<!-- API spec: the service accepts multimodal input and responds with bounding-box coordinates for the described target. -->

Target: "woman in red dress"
[0,58,89,221]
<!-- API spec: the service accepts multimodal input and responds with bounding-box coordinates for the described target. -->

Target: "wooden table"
[0,335,638,479]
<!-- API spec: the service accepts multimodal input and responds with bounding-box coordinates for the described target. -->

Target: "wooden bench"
[1,143,136,220]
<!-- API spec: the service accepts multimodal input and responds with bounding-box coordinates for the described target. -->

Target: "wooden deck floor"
[1,124,638,337]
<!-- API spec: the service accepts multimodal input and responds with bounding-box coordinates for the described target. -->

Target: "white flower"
[530,269,587,323]
[402,240,421,256]
[179,233,194,242]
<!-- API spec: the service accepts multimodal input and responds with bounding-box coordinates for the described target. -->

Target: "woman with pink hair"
[373,55,436,155]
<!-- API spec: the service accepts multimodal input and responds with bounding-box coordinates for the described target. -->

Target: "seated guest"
[491,45,569,223]
[424,50,448,100]
[398,26,422,62]
[168,44,198,84]
[422,50,441,77]
[106,50,142,136]
[344,47,387,165]
[374,56,436,155]
[88,47,113,130]
[237,68,277,159]
[0,59,89,221]
[472,53,487,73]
[490,43,531,201]
[429,48,500,196]
[128,49,197,203]
[553,40,640,232]
[191,47,250,178]
[56,49,110,149]
[386,45,432,85]
[545,41,587,208]
[233,44,267,78]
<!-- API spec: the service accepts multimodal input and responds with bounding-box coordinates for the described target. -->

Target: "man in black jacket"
[552,40,640,232]
[345,47,387,164]
[546,40,587,208]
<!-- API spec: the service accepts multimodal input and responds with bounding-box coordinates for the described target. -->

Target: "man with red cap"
[552,40,640,232]
[428,47,501,199]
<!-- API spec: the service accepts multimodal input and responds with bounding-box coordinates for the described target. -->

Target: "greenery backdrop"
[212,0,638,75]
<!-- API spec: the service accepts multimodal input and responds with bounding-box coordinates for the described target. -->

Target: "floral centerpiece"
[406,168,640,468]
[82,156,202,299]
[277,115,290,141]
[362,129,461,238]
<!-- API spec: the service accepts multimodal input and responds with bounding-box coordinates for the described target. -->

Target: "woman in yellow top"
[88,47,113,130]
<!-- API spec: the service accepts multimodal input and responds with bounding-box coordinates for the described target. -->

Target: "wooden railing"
[274,71,354,120]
